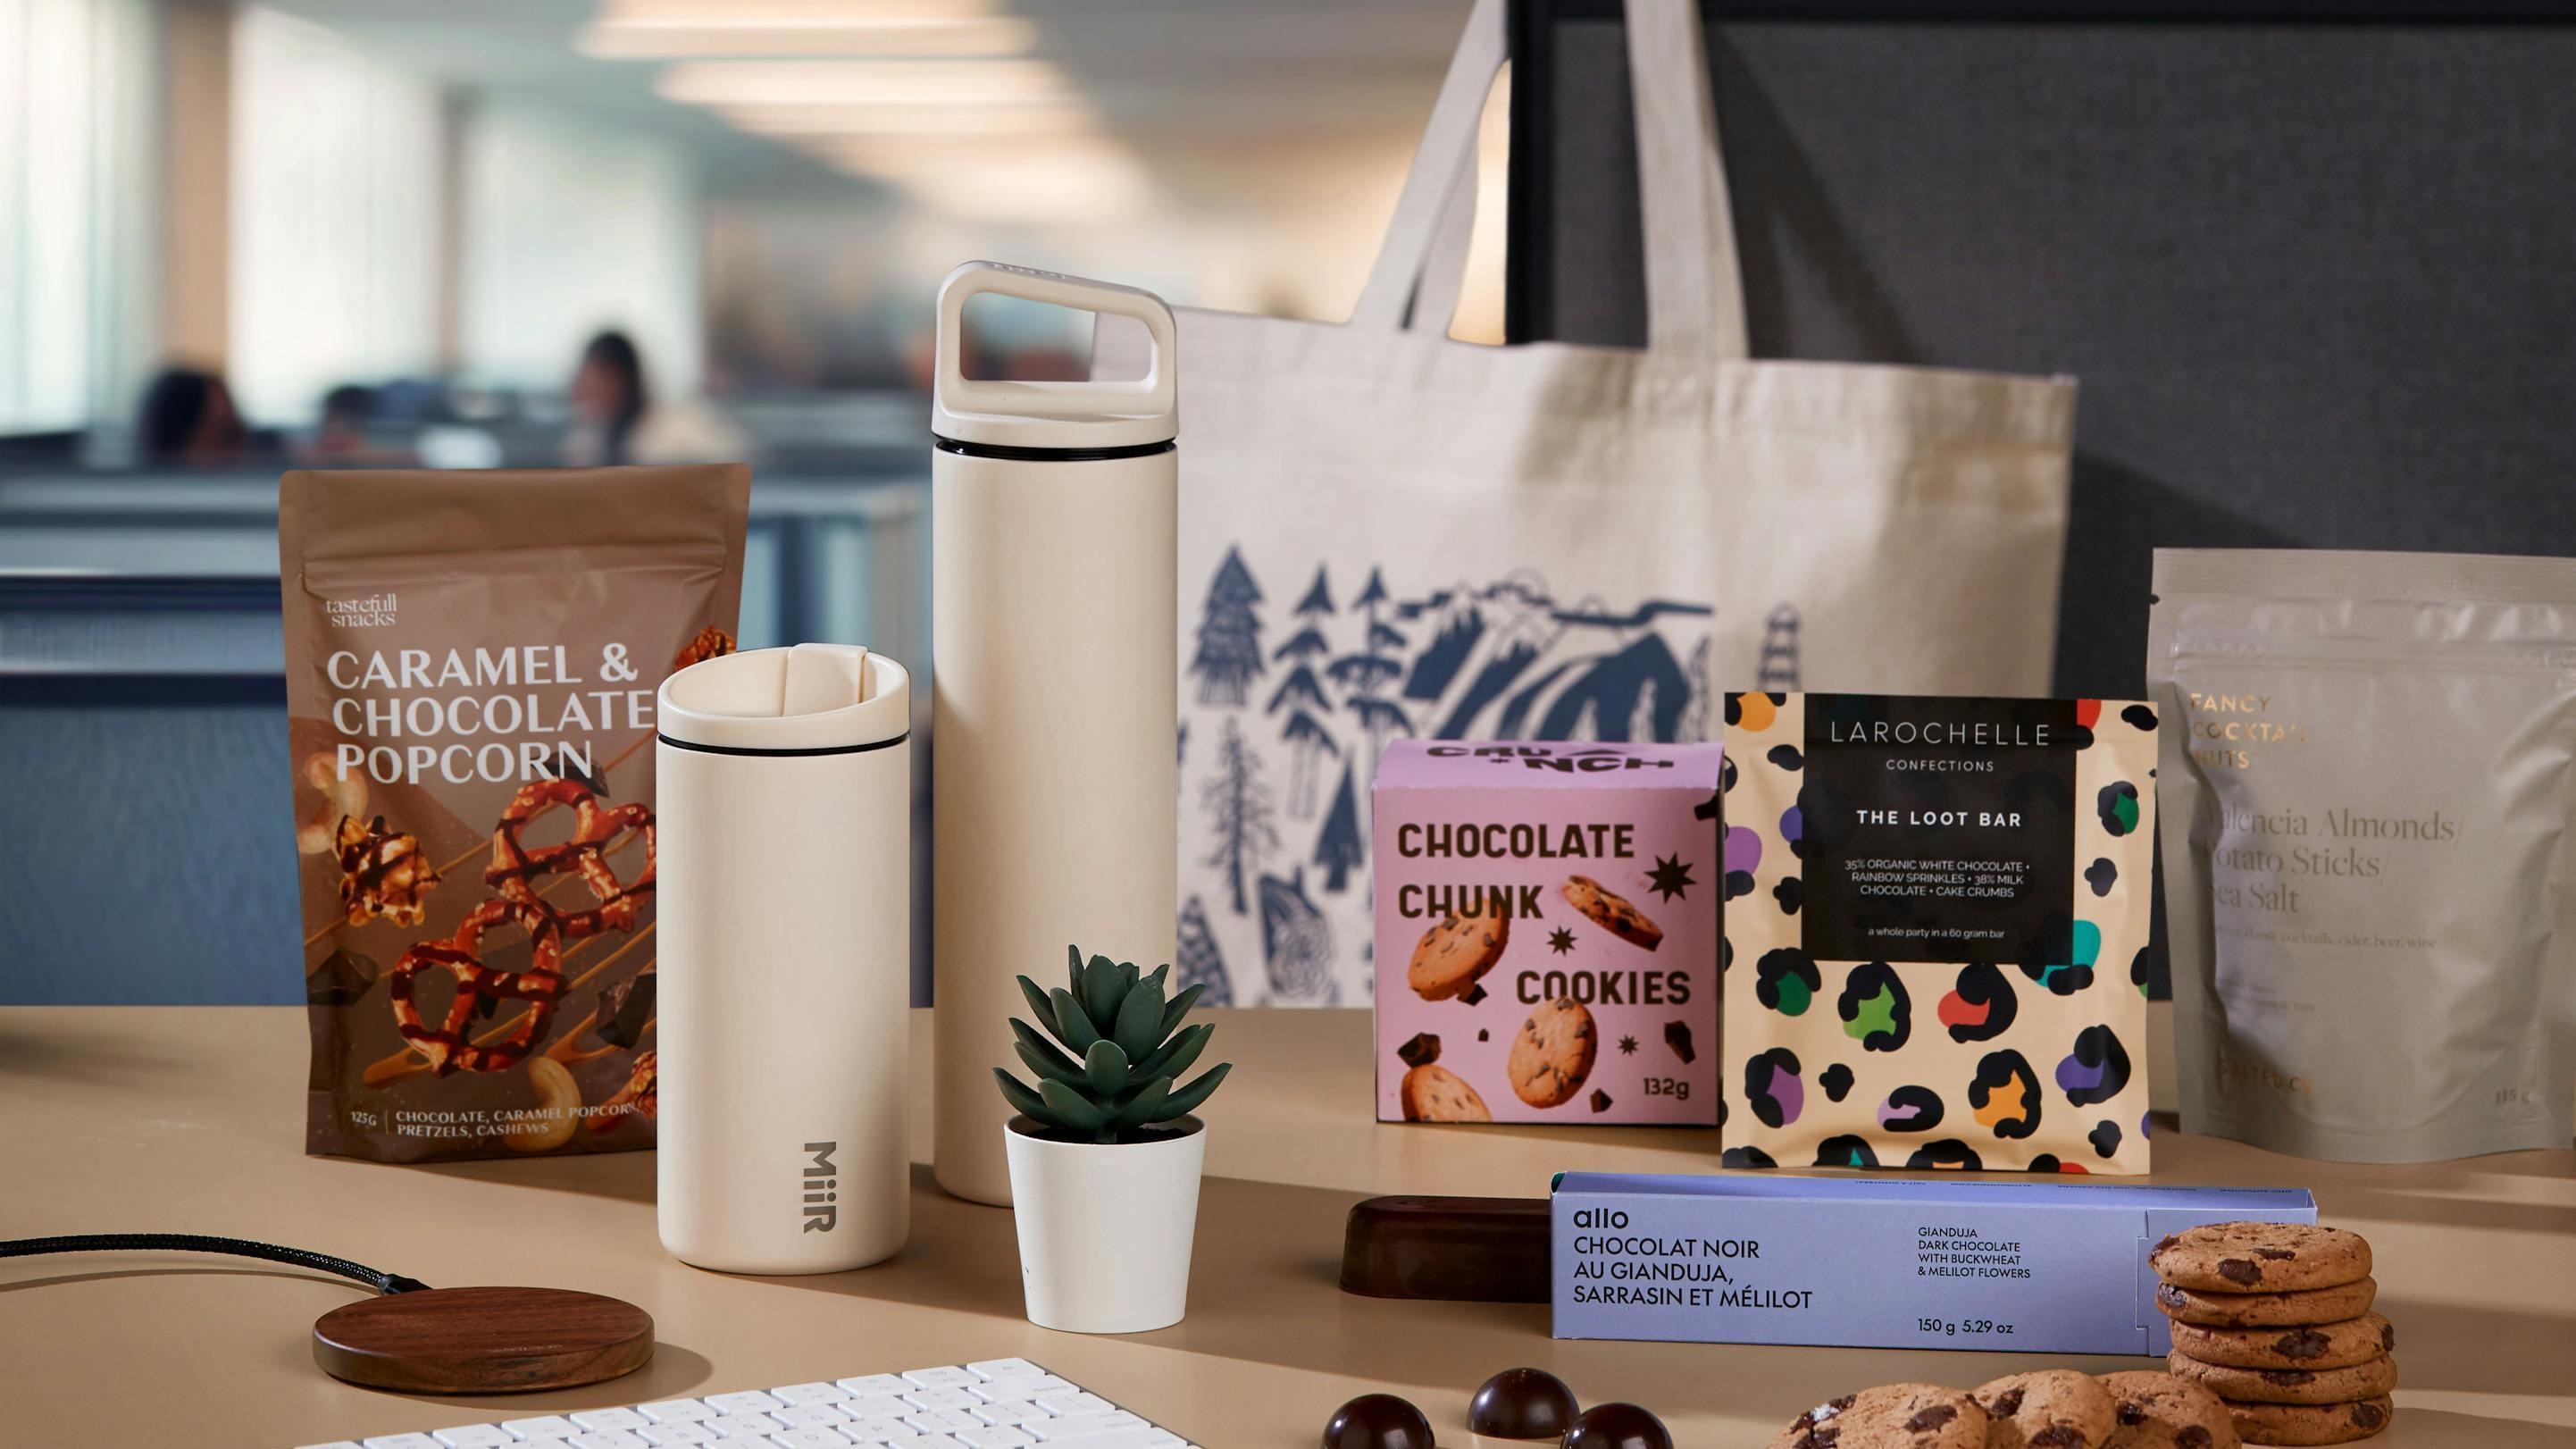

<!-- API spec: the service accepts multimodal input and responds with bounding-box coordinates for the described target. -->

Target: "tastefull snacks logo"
[324,591,398,628]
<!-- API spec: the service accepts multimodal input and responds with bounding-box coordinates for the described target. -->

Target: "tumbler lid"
[657,643,910,755]
[932,261,1176,454]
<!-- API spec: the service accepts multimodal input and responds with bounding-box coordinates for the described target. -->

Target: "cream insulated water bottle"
[932,263,1178,1206]
[657,643,912,1273]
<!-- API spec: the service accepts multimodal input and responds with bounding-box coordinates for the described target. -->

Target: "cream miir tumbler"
[932,262,1178,1206]
[657,643,912,1273]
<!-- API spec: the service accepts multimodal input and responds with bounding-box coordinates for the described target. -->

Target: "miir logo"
[802,1142,838,1232]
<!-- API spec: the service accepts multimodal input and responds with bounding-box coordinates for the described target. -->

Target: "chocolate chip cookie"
[1397,1063,1491,1122]
[2165,1353,2396,1406]
[1973,1369,2118,1449]
[2150,1224,2371,1294]
[1766,1384,1987,1449]
[1563,875,1663,951]
[2222,1396,2392,1446]
[1406,900,1510,1001]
[2165,1315,2392,1371]
[2155,1278,2378,1329]
[1505,995,1598,1108]
[2095,1371,2238,1449]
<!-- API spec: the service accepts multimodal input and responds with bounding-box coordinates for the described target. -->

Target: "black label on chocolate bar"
[1797,694,2076,968]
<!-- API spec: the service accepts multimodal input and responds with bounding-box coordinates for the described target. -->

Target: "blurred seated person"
[565,328,747,466]
[295,383,410,465]
[137,366,250,465]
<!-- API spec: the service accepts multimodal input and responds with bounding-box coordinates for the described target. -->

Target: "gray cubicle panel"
[1504,1,2576,700]
[0,469,933,1005]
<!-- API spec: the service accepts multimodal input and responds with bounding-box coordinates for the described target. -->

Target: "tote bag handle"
[1351,0,1749,358]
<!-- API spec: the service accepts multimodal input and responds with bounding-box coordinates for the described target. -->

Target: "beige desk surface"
[1,1007,2570,1449]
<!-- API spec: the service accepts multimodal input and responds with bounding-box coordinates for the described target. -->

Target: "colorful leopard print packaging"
[2150,548,2576,1162]
[281,465,748,1162]
[1719,691,2156,1174]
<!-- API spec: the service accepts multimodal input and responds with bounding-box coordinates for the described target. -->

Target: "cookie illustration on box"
[1400,1063,1491,1122]
[1408,899,1509,1001]
[1564,875,1663,951]
[1509,997,1599,1108]
[1370,741,1721,1126]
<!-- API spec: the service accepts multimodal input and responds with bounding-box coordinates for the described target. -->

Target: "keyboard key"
[843,1417,916,1442]
[1011,1378,1076,1400]
[639,1427,722,1446]
[966,1360,1043,1382]
[773,1383,852,1406]
[1033,1397,1115,1420]
[568,1434,648,1449]
[503,1419,581,1441]
[971,1403,1047,1427]
[708,1420,786,1442]
[904,1410,986,1435]
[774,1405,851,1429]
[707,1392,787,1416]
[955,1430,1036,1449]
[574,1411,650,1432]
[762,1430,849,1449]
[901,1389,980,1412]
[1034,1432,1178,1449]
[640,1402,715,1423]
[903,1368,977,1390]
[431,1429,516,1448]
[1026,1414,1143,1442]
[836,1375,911,1399]
[364,1436,445,1449]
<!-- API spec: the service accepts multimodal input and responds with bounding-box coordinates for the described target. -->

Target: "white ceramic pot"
[1003,1116,1205,1334]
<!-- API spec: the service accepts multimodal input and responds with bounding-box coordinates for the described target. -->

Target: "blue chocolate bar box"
[1553,1174,2315,1354]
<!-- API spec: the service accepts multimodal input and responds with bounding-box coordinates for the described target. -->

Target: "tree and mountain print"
[1181,545,1753,1006]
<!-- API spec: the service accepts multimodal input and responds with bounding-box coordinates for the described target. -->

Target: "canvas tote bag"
[1110,0,2076,1008]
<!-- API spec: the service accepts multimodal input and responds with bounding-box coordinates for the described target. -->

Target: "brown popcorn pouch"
[282,466,747,1162]
[1720,692,2156,1174]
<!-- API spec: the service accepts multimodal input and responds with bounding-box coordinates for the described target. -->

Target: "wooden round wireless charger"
[313,1286,655,1394]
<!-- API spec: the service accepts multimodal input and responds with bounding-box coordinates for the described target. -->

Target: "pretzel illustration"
[387,898,565,1076]
[483,778,657,939]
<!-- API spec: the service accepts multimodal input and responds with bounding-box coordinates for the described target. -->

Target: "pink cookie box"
[1372,740,1722,1126]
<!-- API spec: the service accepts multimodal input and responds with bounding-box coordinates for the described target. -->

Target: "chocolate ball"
[1560,1402,1672,1449]
[1322,1392,1434,1449]
[1468,1367,1579,1439]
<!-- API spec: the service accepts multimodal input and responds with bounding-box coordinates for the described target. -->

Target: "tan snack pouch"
[2149,548,2576,1162]
[281,465,749,1162]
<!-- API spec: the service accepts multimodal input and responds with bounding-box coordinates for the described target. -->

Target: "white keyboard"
[291,1360,1200,1449]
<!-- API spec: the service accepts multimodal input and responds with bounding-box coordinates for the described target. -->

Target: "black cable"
[0,1234,430,1295]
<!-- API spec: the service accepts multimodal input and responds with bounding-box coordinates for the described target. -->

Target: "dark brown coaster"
[312,1286,653,1395]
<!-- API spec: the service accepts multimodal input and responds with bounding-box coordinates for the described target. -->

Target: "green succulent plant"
[995,945,1232,1145]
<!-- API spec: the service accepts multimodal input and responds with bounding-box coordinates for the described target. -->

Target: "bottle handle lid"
[933,262,1176,445]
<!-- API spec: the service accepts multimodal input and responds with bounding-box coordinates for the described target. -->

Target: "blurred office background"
[0,0,1497,1003]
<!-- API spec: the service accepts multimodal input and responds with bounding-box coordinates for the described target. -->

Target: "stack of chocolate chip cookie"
[2151,1223,2395,1445]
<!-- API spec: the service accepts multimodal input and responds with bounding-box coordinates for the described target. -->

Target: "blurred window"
[230,5,439,423]
[0,0,155,432]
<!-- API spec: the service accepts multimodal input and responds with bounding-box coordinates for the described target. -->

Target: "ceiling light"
[581,16,1037,60]
[658,59,1075,107]
[708,99,1093,138]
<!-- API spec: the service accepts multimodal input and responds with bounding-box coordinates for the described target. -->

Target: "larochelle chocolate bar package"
[280,465,748,1162]
[1719,692,2158,1174]
[1373,740,1722,1125]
